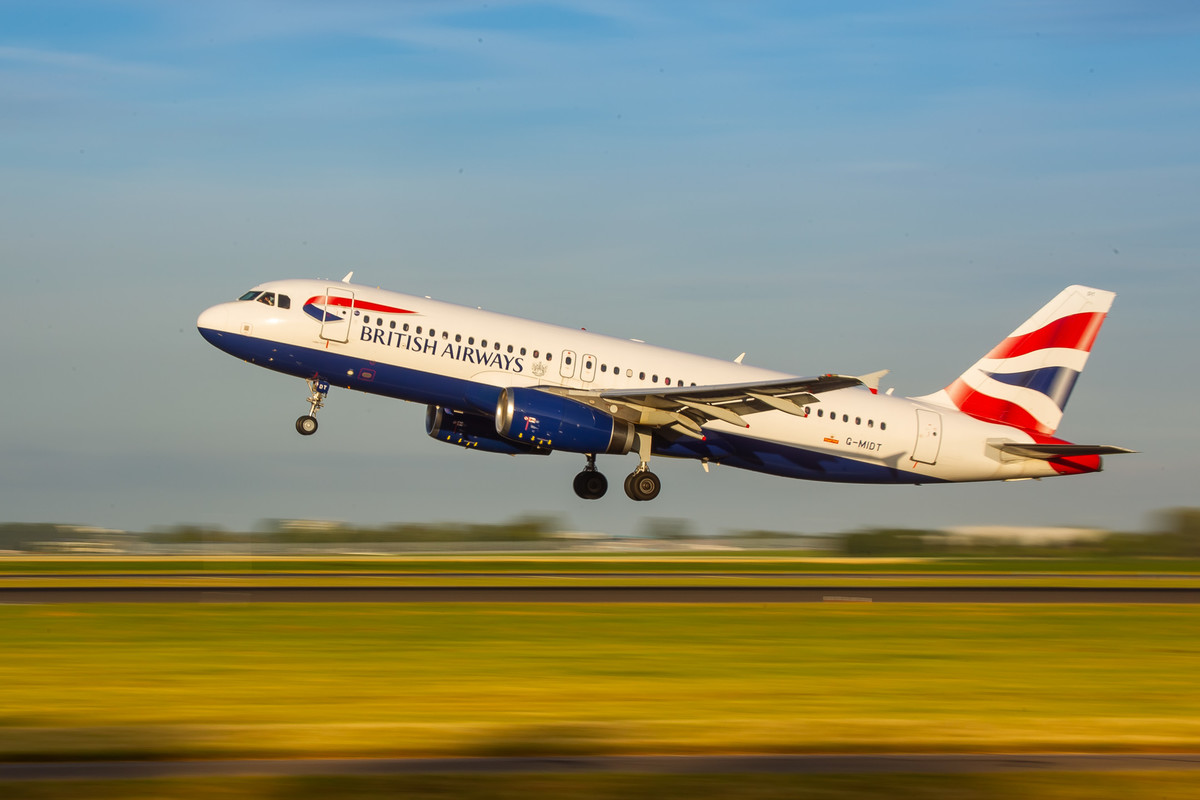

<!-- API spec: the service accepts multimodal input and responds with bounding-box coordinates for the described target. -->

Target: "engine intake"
[495,387,635,455]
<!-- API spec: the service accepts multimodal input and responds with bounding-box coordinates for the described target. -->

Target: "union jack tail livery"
[920,285,1114,435]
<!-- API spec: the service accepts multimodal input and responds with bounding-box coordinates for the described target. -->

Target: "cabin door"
[912,409,942,465]
[320,287,355,343]
[560,350,577,379]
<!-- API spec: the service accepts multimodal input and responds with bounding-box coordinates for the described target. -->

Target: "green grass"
[4,555,1200,575]
[1,603,1198,760]
[4,772,1200,800]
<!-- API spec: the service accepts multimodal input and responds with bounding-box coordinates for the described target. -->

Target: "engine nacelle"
[495,387,636,455]
[426,406,549,456]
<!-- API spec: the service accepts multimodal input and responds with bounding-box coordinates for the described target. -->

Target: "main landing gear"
[573,454,608,500]
[572,436,663,502]
[624,467,661,502]
[295,378,330,436]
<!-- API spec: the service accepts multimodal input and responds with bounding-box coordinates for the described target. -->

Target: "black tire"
[625,470,661,501]
[296,415,319,436]
[573,470,608,500]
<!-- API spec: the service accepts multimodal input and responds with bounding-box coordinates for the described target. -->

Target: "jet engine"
[426,406,549,456]
[495,387,635,455]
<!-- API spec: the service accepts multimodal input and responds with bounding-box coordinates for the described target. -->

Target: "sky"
[2,1,1198,537]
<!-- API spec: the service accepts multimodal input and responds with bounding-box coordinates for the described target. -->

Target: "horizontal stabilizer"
[995,443,1136,460]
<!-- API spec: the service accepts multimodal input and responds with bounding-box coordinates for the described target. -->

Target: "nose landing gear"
[296,378,330,436]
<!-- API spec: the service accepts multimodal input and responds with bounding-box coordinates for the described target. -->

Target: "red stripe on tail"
[945,379,1053,434]
[986,312,1107,360]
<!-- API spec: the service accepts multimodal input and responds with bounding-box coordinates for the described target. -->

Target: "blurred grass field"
[4,772,1200,800]
[5,555,1200,573]
[1,603,1197,760]
[3,556,1200,590]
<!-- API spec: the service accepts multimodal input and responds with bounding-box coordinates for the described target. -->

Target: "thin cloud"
[0,44,174,79]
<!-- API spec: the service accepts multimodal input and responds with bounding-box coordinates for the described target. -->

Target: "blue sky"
[3,2,1198,536]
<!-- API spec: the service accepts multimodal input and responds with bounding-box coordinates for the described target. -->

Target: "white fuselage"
[198,278,1091,487]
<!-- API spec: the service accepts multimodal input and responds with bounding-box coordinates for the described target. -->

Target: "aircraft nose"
[196,303,231,347]
[197,304,231,340]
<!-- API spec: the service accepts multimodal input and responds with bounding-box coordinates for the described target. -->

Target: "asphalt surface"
[1,586,1199,603]
[3,754,1200,780]
[4,571,1199,579]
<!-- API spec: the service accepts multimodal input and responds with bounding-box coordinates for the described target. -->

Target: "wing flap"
[547,373,865,430]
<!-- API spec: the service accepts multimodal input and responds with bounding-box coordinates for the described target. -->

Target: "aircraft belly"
[654,428,935,485]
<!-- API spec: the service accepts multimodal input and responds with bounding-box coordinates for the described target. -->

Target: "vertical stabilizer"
[917,285,1115,435]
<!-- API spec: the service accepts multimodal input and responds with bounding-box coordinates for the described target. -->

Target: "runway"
[3,753,1199,780]
[1,586,1198,603]
[4,571,1198,580]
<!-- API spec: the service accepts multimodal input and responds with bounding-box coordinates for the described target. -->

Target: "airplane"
[197,277,1132,501]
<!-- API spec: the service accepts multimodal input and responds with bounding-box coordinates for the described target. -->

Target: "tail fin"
[918,285,1115,435]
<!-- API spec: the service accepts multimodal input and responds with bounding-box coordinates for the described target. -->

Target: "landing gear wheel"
[573,470,608,500]
[624,470,661,501]
[295,415,319,436]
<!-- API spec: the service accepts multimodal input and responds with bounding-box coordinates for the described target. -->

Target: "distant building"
[939,526,1107,547]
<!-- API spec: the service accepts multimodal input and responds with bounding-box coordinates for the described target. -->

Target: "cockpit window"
[257,293,276,307]
[277,294,290,309]
[238,291,261,301]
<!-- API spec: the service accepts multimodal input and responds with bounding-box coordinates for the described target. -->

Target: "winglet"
[342,271,354,283]
[734,353,746,364]
[857,369,889,393]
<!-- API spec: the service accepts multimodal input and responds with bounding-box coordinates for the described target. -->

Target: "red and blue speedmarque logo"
[303,295,416,323]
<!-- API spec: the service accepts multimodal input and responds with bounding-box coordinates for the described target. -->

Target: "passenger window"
[565,355,573,365]
[469,337,475,345]
[429,329,435,337]
[652,375,658,383]
[532,350,539,358]
[507,345,514,353]
[627,370,633,378]
[416,326,423,334]
[585,359,593,369]
[520,348,526,355]
[481,339,487,347]
[494,342,501,350]
[377,318,383,327]
[881,422,887,431]
[843,414,849,422]
[601,365,607,373]
[442,331,448,339]
[390,321,396,329]
[455,334,461,342]
[818,409,824,417]
[856,417,861,425]
[639,372,645,380]
[546,352,553,361]
[868,420,874,428]
[364,315,371,324]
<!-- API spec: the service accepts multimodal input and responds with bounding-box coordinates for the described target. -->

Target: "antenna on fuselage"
[341,271,354,283]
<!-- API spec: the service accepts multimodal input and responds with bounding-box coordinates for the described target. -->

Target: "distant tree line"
[2,509,1198,556]
[838,508,1200,557]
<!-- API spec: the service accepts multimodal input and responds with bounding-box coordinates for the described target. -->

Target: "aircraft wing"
[551,374,867,439]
